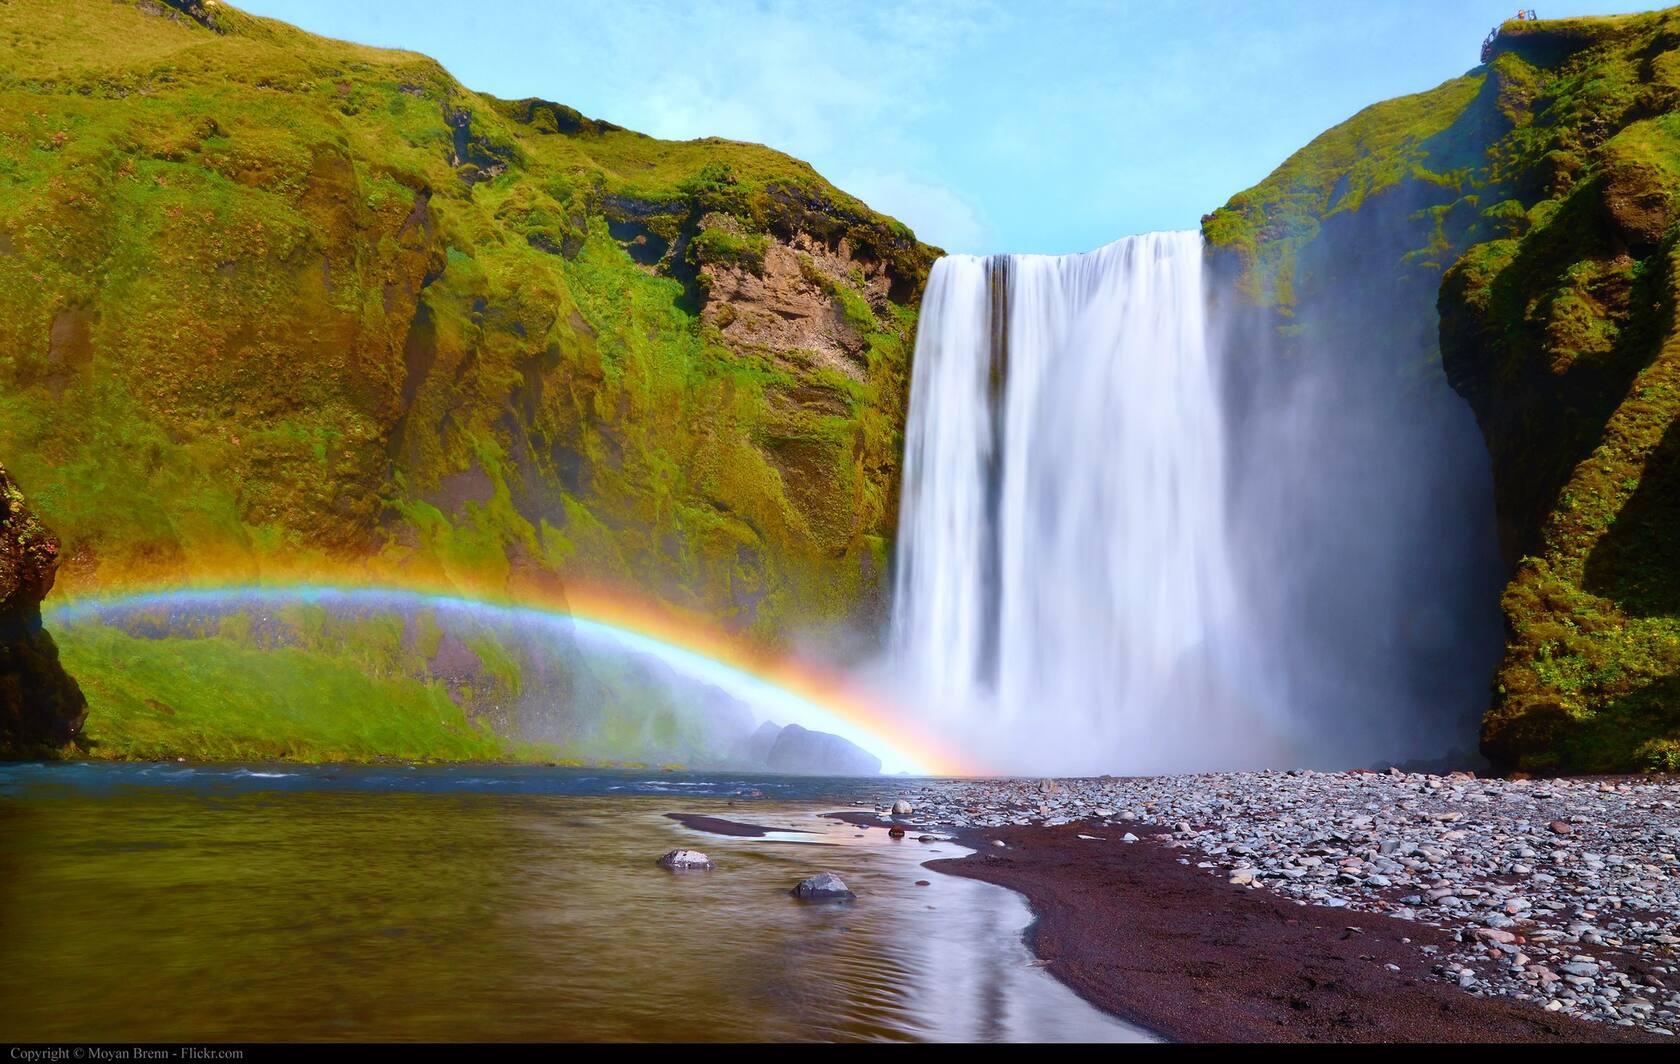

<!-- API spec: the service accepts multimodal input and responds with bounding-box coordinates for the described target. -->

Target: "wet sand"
[916,820,1660,1043]
[663,811,812,837]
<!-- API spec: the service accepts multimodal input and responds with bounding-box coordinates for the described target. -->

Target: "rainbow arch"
[45,578,981,778]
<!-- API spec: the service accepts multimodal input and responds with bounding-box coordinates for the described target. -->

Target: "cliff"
[0,0,936,759]
[0,0,935,637]
[1208,9,1680,772]
[0,464,88,757]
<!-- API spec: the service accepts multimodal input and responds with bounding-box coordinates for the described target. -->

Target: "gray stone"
[657,849,713,871]
[792,872,855,902]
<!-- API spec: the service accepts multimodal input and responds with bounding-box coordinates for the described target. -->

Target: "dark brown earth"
[905,819,1656,1043]
[665,812,811,838]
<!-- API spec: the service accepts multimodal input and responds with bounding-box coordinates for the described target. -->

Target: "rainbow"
[45,577,982,777]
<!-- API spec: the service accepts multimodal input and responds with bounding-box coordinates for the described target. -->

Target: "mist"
[884,221,1507,776]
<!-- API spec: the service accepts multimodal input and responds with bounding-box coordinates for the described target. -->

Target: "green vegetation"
[51,596,751,766]
[0,0,932,628]
[1208,9,1680,772]
[1203,72,1491,309]
[60,624,521,762]
[0,1,935,760]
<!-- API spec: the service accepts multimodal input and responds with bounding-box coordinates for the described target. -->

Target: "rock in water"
[791,872,855,902]
[765,723,882,776]
[0,464,87,757]
[891,799,914,815]
[656,849,714,871]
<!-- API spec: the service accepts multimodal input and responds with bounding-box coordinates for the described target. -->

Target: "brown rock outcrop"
[0,463,87,757]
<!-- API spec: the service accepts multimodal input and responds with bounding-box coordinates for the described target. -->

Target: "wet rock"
[792,872,855,902]
[887,825,906,839]
[891,799,914,815]
[656,849,714,871]
[0,463,87,757]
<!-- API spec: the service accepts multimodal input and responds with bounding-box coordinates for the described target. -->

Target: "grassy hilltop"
[0,0,935,761]
[1208,9,1680,773]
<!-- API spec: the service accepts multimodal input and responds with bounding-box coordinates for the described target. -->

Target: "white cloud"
[539,0,1002,249]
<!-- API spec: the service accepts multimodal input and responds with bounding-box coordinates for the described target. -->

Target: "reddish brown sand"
[913,820,1658,1043]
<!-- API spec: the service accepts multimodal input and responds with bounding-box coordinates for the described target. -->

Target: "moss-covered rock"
[0,463,88,757]
[1209,8,1680,773]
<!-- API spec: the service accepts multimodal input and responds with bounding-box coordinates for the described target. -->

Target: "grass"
[60,624,523,763]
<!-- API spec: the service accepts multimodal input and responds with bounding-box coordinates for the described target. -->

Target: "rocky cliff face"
[0,464,87,757]
[1209,9,1680,773]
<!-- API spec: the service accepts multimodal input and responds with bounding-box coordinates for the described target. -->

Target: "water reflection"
[0,767,1145,1042]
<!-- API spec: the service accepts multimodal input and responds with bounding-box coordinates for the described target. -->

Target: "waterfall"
[892,232,1286,774]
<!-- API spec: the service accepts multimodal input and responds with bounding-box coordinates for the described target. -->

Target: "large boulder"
[765,723,881,776]
[0,464,87,757]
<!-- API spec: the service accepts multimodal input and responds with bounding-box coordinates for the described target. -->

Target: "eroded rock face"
[0,464,87,757]
[699,227,889,385]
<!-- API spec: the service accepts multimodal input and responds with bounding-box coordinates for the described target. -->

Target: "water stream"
[0,763,1145,1042]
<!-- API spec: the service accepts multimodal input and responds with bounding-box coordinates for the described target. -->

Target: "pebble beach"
[873,770,1680,1037]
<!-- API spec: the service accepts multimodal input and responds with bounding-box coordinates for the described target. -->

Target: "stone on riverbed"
[892,799,914,815]
[792,872,856,902]
[657,849,714,871]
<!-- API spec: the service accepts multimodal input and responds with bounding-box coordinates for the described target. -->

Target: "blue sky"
[242,1,1662,254]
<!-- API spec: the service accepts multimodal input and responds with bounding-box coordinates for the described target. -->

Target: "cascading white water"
[892,231,1288,774]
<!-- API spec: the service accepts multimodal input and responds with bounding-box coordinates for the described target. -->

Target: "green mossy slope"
[0,0,936,762]
[58,624,519,763]
[1208,9,1680,772]
[0,0,934,638]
